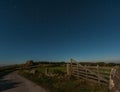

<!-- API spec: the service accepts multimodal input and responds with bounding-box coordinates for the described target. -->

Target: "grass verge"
[19,69,109,92]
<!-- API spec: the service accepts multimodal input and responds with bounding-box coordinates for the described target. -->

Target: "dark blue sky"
[0,0,120,64]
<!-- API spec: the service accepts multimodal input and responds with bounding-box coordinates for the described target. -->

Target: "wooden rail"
[67,59,111,85]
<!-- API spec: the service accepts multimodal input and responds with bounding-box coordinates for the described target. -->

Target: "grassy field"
[19,65,110,92]
[34,66,66,74]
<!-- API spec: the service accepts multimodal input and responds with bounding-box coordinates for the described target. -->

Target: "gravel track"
[0,71,47,92]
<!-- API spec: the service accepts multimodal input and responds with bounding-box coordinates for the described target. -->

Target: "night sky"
[0,0,120,64]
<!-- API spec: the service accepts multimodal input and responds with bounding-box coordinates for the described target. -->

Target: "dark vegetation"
[0,65,18,78]
[22,60,119,67]
[79,62,118,66]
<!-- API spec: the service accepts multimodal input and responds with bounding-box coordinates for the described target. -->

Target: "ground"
[0,71,47,92]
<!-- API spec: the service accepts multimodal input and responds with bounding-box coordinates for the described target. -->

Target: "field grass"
[33,65,66,74]
[19,65,109,92]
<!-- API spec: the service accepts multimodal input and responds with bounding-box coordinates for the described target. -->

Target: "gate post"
[67,63,71,76]
[85,65,87,80]
[77,63,79,79]
[97,65,100,86]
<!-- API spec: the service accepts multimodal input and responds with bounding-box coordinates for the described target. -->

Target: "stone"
[109,66,120,92]
[30,70,36,75]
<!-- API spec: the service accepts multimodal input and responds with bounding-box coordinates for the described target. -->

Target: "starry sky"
[0,0,120,64]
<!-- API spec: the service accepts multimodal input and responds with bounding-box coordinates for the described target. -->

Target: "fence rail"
[67,59,111,85]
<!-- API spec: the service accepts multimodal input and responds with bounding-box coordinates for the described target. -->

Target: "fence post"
[45,68,48,75]
[67,63,71,76]
[70,59,73,74]
[77,63,79,79]
[97,65,100,86]
[85,65,87,80]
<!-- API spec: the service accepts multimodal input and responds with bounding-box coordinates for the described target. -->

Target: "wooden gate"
[67,59,110,85]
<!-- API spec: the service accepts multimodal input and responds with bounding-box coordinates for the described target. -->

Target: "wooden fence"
[67,59,111,85]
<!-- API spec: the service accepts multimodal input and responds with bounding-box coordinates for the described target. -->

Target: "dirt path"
[0,71,47,92]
